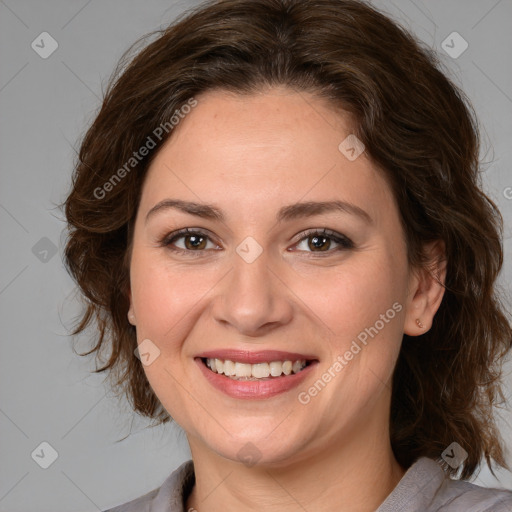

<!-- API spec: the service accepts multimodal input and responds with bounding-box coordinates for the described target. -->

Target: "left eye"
[160,228,354,254]
[293,228,354,253]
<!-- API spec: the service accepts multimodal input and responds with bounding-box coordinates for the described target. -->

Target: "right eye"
[160,228,220,254]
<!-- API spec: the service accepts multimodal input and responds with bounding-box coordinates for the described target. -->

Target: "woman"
[62,0,512,510]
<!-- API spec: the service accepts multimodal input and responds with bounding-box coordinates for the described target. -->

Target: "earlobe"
[404,240,447,336]
[127,289,136,325]
[415,318,425,329]
[127,308,136,325]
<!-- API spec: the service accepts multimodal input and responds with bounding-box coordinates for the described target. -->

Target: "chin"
[202,426,312,469]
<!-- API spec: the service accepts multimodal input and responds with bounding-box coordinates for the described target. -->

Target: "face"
[128,87,421,468]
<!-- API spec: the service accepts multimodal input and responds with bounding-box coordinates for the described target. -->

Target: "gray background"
[1,0,511,510]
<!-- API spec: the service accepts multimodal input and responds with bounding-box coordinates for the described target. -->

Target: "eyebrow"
[145,198,373,225]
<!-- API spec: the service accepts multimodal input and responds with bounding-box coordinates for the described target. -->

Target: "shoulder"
[378,457,512,512]
[101,460,195,512]
[102,487,159,512]
[436,476,512,511]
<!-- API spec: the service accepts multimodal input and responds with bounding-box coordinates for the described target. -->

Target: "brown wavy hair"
[61,0,512,479]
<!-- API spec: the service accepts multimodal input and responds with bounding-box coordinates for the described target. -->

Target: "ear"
[404,240,447,335]
[127,288,136,325]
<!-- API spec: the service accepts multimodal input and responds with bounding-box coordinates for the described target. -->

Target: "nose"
[211,245,294,338]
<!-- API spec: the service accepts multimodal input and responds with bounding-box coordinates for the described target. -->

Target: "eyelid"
[290,228,354,253]
[159,227,354,254]
[159,227,220,250]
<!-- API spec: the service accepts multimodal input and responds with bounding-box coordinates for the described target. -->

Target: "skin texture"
[127,86,447,512]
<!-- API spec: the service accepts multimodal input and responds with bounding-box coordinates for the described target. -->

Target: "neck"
[185,417,405,512]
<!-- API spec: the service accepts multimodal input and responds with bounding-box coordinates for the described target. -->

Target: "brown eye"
[294,229,354,254]
[307,234,332,252]
[161,227,353,256]
[161,228,217,253]
[183,234,207,250]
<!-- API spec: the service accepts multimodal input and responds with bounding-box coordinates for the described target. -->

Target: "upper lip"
[195,349,318,364]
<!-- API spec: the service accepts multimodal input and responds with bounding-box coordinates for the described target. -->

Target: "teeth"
[292,360,304,374]
[252,362,270,378]
[234,362,252,377]
[223,359,235,376]
[205,358,308,379]
[269,361,282,377]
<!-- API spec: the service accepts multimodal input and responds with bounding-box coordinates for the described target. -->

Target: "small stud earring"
[415,318,425,329]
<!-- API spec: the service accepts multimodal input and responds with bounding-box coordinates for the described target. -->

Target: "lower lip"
[195,358,318,400]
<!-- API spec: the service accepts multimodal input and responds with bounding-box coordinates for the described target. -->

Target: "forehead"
[138,87,394,225]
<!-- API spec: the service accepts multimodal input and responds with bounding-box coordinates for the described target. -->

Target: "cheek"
[130,251,219,345]
[129,253,210,425]
[294,254,402,337]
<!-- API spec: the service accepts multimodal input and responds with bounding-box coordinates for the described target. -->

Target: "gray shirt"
[103,457,512,511]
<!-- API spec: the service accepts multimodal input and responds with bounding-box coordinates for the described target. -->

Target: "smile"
[195,351,319,399]
[204,357,309,380]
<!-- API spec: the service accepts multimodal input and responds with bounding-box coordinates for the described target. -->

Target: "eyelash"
[159,227,354,256]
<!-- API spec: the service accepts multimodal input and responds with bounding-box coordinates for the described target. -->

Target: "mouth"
[194,350,319,399]
[201,357,314,380]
